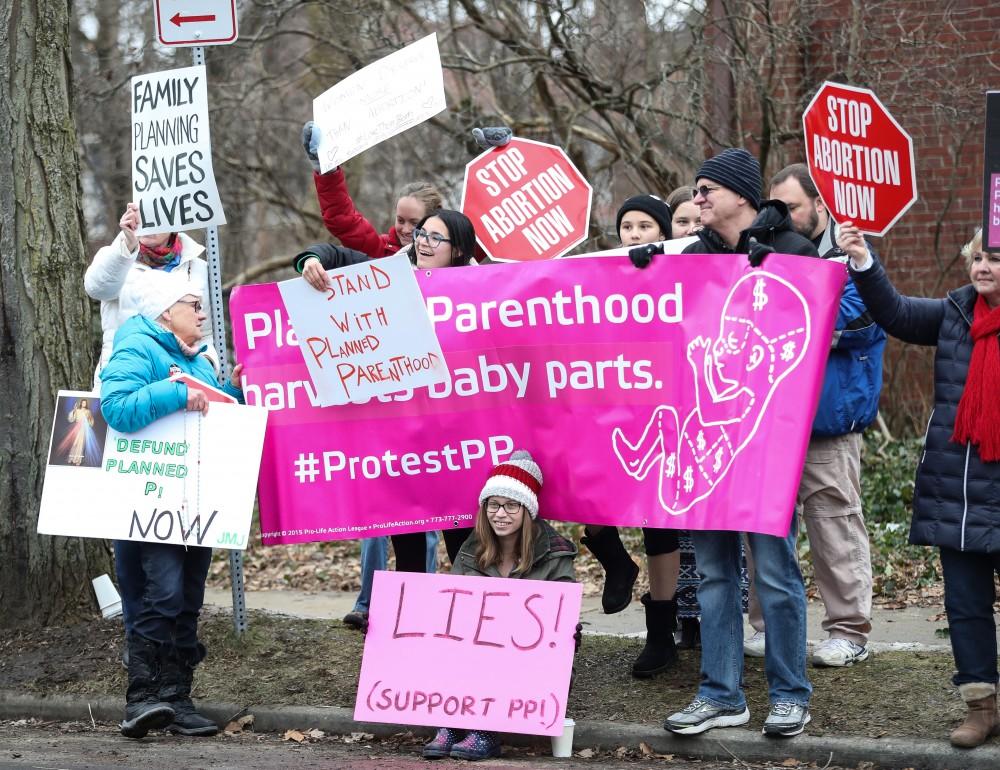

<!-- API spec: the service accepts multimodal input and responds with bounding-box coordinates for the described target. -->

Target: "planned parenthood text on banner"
[231,253,845,544]
[355,572,582,736]
[131,65,227,234]
[37,391,267,549]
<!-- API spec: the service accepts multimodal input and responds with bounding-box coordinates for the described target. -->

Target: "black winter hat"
[615,195,673,241]
[695,148,762,211]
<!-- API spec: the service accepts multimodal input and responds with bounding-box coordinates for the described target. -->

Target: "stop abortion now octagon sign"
[461,138,593,262]
[803,82,917,236]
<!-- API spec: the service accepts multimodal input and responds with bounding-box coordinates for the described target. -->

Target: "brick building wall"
[710,0,996,432]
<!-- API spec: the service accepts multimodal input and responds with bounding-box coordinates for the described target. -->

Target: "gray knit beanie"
[695,148,762,211]
[479,450,543,519]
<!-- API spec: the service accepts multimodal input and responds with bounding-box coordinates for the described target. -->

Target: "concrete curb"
[3,690,999,769]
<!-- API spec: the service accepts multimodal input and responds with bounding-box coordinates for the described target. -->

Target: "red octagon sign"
[461,138,593,262]
[803,81,917,236]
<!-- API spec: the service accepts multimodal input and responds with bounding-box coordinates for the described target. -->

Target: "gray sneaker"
[664,698,750,735]
[762,702,811,737]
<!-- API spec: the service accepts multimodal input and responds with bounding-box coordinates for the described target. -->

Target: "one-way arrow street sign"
[155,1,238,47]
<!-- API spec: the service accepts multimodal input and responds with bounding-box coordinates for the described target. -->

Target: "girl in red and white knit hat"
[422,450,578,761]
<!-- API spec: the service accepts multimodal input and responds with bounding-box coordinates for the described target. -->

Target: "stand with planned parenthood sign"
[131,64,227,235]
[37,391,267,549]
[230,253,845,544]
[355,572,582,736]
[313,33,446,173]
[803,81,916,236]
[276,253,448,406]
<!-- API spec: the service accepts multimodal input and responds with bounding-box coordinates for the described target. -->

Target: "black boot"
[161,644,218,737]
[631,593,678,678]
[581,527,639,614]
[121,636,175,738]
[677,617,700,649]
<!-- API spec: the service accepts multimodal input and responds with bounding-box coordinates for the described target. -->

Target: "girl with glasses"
[423,450,578,760]
[409,209,478,269]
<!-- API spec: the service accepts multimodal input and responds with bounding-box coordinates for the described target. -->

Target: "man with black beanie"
[632,147,815,739]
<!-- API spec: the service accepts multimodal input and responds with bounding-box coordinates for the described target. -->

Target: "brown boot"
[950,683,1000,748]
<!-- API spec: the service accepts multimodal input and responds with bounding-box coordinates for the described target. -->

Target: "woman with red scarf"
[85,202,217,387]
[839,223,1000,749]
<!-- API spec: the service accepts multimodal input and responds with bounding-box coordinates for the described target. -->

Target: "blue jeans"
[114,540,144,636]
[353,532,439,613]
[133,542,212,648]
[692,520,811,709]
[940,546,1000,686]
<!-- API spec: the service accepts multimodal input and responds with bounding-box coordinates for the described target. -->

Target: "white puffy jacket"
[84,231,219,386]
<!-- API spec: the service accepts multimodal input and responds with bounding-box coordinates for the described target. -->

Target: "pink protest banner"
[354,571,582,735]
[230,253,845,544]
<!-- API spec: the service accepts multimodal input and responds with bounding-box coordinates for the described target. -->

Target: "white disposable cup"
[550,717,575,758]
[92,574,123,619]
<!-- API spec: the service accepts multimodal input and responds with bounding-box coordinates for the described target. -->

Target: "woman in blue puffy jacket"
[101,273,243,740]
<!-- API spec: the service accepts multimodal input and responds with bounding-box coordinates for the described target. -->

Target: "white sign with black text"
[131,65,227,235]
[313,33,447,174]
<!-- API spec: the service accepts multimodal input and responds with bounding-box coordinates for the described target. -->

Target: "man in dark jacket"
[738,165,886,668]
[632,149,814,739]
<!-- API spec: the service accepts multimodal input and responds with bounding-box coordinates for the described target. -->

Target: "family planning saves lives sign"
[131,64,227,235]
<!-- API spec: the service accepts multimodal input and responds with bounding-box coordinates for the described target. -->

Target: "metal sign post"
[190,43,247,636]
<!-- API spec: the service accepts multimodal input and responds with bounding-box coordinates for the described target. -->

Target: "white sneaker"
[811,637,869,667]
[744,630,766,658]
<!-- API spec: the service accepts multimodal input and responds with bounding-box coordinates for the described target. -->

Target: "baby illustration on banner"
[612,271,810,513]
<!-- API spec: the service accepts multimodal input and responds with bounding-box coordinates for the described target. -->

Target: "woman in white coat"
[85,202,218,386]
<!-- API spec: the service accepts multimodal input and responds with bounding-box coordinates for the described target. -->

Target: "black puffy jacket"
[850,257,1000,553]
[682,200,819,258]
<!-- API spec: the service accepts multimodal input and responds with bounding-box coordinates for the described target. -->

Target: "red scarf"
[137,234,181,267]
[952,295,1000,461]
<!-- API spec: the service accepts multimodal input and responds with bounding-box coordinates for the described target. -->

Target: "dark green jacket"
[451,520,578,582]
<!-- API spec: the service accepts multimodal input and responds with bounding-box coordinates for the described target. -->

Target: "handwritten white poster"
[37,392,266,549]
[277,253,448,406]
[313,34,447,173]
[131,64,227,234]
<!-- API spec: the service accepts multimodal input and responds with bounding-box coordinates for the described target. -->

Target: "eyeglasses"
[692,184,721,199]
[486,500,523,514]
[176,300,203,312]
[413,228,452,249]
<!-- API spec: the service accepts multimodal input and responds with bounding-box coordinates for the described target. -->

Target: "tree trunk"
[0,0,112,628]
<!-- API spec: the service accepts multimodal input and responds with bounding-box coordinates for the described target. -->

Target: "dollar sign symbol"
[752,278,768,311]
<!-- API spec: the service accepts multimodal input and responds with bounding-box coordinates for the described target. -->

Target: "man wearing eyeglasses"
[734,164,885,671]
[631,148,817,739]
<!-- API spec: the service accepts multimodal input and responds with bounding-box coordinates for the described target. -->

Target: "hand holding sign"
[277,253,448,406]
[803,82,917,236]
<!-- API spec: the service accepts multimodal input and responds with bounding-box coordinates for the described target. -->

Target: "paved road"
[0,721,852,770]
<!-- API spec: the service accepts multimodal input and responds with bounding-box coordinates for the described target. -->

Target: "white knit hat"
[135,271,202,320]
[479,450,543,519]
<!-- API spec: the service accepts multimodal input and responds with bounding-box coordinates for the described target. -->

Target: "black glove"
[573,622,583,652]
[628,242,664,269]
[747,236,774,268]
[472,126,513,149]
[301,121,322,173]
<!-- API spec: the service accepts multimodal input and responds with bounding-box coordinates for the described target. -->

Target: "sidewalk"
[203,587,954,652]
[7,589,993,770]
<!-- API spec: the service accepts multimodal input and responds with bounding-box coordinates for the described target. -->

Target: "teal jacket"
[100,315,243,433]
